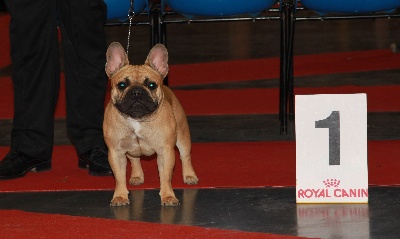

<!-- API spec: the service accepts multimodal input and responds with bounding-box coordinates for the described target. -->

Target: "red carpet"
[0,210,313,239]
[177,85,400,115]
[0,140,399,192]
[1,76,400,118]
[168,49,400,86]
[0,14,10,69]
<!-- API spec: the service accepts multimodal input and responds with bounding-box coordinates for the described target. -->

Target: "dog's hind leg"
[179,151,198,185]
[176,121,199,185]
[127,154,144,186]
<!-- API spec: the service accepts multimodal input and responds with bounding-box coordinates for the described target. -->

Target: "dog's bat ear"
[145,44,169,78]
[105,42,129,77]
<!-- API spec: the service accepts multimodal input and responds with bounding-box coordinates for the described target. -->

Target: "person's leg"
[0,0,58,179]
[57,0,111,175]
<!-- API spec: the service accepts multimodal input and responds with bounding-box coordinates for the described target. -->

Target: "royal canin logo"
[323,178,340,187]
[298,179,368,198]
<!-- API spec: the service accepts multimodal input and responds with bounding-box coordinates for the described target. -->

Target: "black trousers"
[5,0,108,160]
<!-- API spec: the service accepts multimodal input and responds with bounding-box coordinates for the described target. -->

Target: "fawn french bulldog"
[104,42,198,206]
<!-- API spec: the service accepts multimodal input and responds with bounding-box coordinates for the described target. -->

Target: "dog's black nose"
[130,86,145,97]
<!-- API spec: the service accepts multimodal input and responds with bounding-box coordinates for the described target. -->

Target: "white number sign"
[295,94,368,203]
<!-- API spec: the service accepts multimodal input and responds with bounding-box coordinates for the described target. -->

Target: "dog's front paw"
[110,197,130,206]
[129,177,144,186]
[161,196,180,206]
[184,176,199,185]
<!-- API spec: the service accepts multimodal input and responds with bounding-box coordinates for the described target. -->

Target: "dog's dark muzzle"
[115,86,158,119]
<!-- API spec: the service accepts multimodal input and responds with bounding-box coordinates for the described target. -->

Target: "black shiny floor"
[1,187,400,238]
[1,9,400,239]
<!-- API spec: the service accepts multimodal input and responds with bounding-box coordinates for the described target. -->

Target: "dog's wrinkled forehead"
[110,64,163,85]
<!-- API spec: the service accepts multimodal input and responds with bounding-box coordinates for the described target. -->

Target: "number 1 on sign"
[315,111,340,165]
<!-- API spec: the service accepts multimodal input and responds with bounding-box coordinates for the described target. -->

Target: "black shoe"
[0,148,51,179]
[78,146,113,176]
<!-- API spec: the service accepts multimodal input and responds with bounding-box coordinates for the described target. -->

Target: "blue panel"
[104,0,147,20]
[164,0,277,18]
[301,0,400,14]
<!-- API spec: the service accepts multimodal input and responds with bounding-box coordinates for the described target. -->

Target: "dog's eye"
[146,82,157,91]
[117,82,128,90]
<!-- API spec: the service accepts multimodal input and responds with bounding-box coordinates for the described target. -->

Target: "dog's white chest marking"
[125,118,156,156]
[128,119,143,137]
